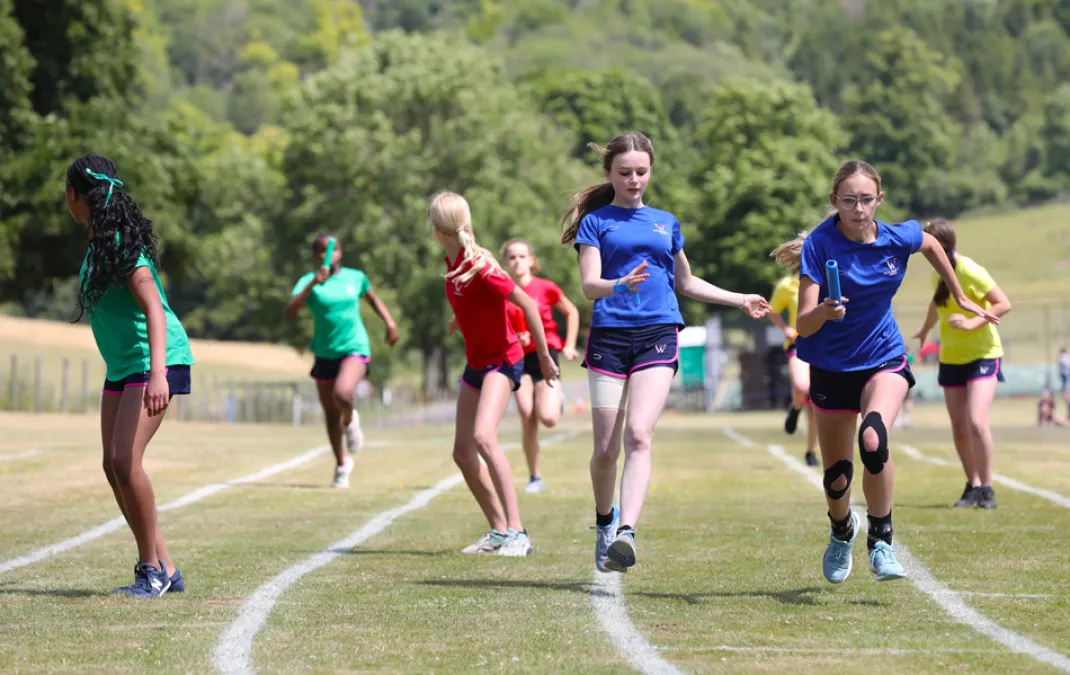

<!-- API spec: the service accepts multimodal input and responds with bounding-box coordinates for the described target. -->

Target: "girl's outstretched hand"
[617,261,650,292]
[956,298,999,326]
[740,295,772,319]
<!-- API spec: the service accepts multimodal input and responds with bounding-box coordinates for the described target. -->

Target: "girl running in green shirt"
[286,234,400,488]
[67,154,194,598]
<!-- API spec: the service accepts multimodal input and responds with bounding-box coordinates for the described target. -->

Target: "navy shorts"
[939,358,1004,388]
[310,354,370,382]
[103,365,192,398]
[522,350,560,383]
[809,355,915,414]
[583,324,679,378]
[462,360,523,392]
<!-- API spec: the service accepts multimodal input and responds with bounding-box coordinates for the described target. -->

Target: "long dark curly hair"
[67,154,159,320]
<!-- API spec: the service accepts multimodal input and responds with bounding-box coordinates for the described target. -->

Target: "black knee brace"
[859,411,889,474]
[823,460,853,500]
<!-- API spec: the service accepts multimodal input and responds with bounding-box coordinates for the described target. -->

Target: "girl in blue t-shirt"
[772,160,997,585]
[561,131,771,573]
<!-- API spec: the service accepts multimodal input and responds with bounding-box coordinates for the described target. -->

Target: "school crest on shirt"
[653,223,670,236]
[882,257,900,277]
[346,284,356,296]
[452,280,464,296]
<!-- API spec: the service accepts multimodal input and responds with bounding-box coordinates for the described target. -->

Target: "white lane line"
[590,572,683,675]
[720,426,1070,673]
[722,427,755,447]
[214,431,581,675]
[902,445,1070,509]
[0,436,448,575]
[0,449,44,462]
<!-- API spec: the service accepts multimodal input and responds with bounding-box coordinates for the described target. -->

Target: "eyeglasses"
[835,194,878,209]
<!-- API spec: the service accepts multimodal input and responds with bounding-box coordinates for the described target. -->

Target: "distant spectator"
[1059,348,1070,393]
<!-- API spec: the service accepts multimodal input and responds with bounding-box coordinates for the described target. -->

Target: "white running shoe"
[461,529,507,554]
[498,529,533,557]
[524,477,544,494]
[331,456,354,489]
[344,412,364,455]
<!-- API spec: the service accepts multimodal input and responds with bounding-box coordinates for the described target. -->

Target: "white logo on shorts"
[654,344,667,354]
[591,354,602,360]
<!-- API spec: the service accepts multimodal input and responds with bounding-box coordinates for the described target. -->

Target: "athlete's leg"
[453,381,507,533]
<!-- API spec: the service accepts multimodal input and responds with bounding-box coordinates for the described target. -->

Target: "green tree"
[11,0,141,115]
[840,26,962,213]
[278,31,584,397]
[0,0,34,152]
[683,78,843,319]
[526,68,674,165]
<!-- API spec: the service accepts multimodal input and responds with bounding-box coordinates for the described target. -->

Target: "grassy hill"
[893,202,1070,364]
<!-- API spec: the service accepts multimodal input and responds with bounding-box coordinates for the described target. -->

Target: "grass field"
[1,399,1067,673]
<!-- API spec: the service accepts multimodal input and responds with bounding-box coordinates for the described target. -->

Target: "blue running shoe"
[868,541,907,581]
[114,562,171,598]
[167,564,184,593]
[606,528,636,573]
[822,511,858,584]
[594,505,619,572]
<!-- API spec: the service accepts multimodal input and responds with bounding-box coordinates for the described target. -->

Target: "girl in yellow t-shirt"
[768,269,819,467]
[914,220,1012,509]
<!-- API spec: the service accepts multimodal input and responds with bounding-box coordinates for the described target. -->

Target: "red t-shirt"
[445,252,524,369]
[505,277,565,354]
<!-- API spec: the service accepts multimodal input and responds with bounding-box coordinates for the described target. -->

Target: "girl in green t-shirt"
[286,234,400,488]
[68,154,193,598]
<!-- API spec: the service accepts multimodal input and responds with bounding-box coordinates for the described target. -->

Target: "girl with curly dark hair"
[68,153,194,598]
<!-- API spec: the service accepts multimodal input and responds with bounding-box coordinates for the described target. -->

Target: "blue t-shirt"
[796,217,924,371]
[574,205,685,328]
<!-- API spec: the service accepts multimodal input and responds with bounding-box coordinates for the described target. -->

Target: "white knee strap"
[588,370,628,410]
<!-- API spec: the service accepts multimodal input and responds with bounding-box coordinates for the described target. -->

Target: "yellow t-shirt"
[770,275,799,350]
[932,255,1003,365]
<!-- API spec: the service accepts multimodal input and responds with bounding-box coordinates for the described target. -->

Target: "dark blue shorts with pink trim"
[462,360,523,392]
[809,355,915,414]
[582,324,679,378]
[310,354,370,382]
[938,358,1004,388]
[102,365,192,397]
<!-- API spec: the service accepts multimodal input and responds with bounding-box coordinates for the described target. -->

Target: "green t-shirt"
[291,267,372,359]
[80,249,195,381]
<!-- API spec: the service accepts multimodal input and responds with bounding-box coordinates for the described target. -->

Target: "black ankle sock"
[829,511,854,542]
[867,512,893,551]
[596,510,614,527]
[617,525,634,536]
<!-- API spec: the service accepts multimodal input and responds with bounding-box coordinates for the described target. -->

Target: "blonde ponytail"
[770,230,810,272]
[429,190,504,286]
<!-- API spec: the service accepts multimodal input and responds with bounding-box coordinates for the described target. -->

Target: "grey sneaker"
[595,506,620,572]
[461,529,506,554]
[498,529,533,557]
[606,527,636,573]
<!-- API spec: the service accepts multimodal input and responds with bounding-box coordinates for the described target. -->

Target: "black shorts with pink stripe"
[809,355,915,414]
[462,360,523,392]
[938,358,1004,388]
[310,354,370,382]
[102,365,192,398]
[582,323,679,378]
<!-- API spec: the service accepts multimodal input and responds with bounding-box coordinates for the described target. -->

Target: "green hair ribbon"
[84,168,124,208]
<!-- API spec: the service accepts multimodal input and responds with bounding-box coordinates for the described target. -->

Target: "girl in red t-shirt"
[499,238,579,494]
[431,191,560,557]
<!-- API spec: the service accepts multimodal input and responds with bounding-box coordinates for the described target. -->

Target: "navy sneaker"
[114,562,171,598]
[166,562,184,593]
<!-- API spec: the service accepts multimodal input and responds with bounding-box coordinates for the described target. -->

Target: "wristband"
[613,279,628,294]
